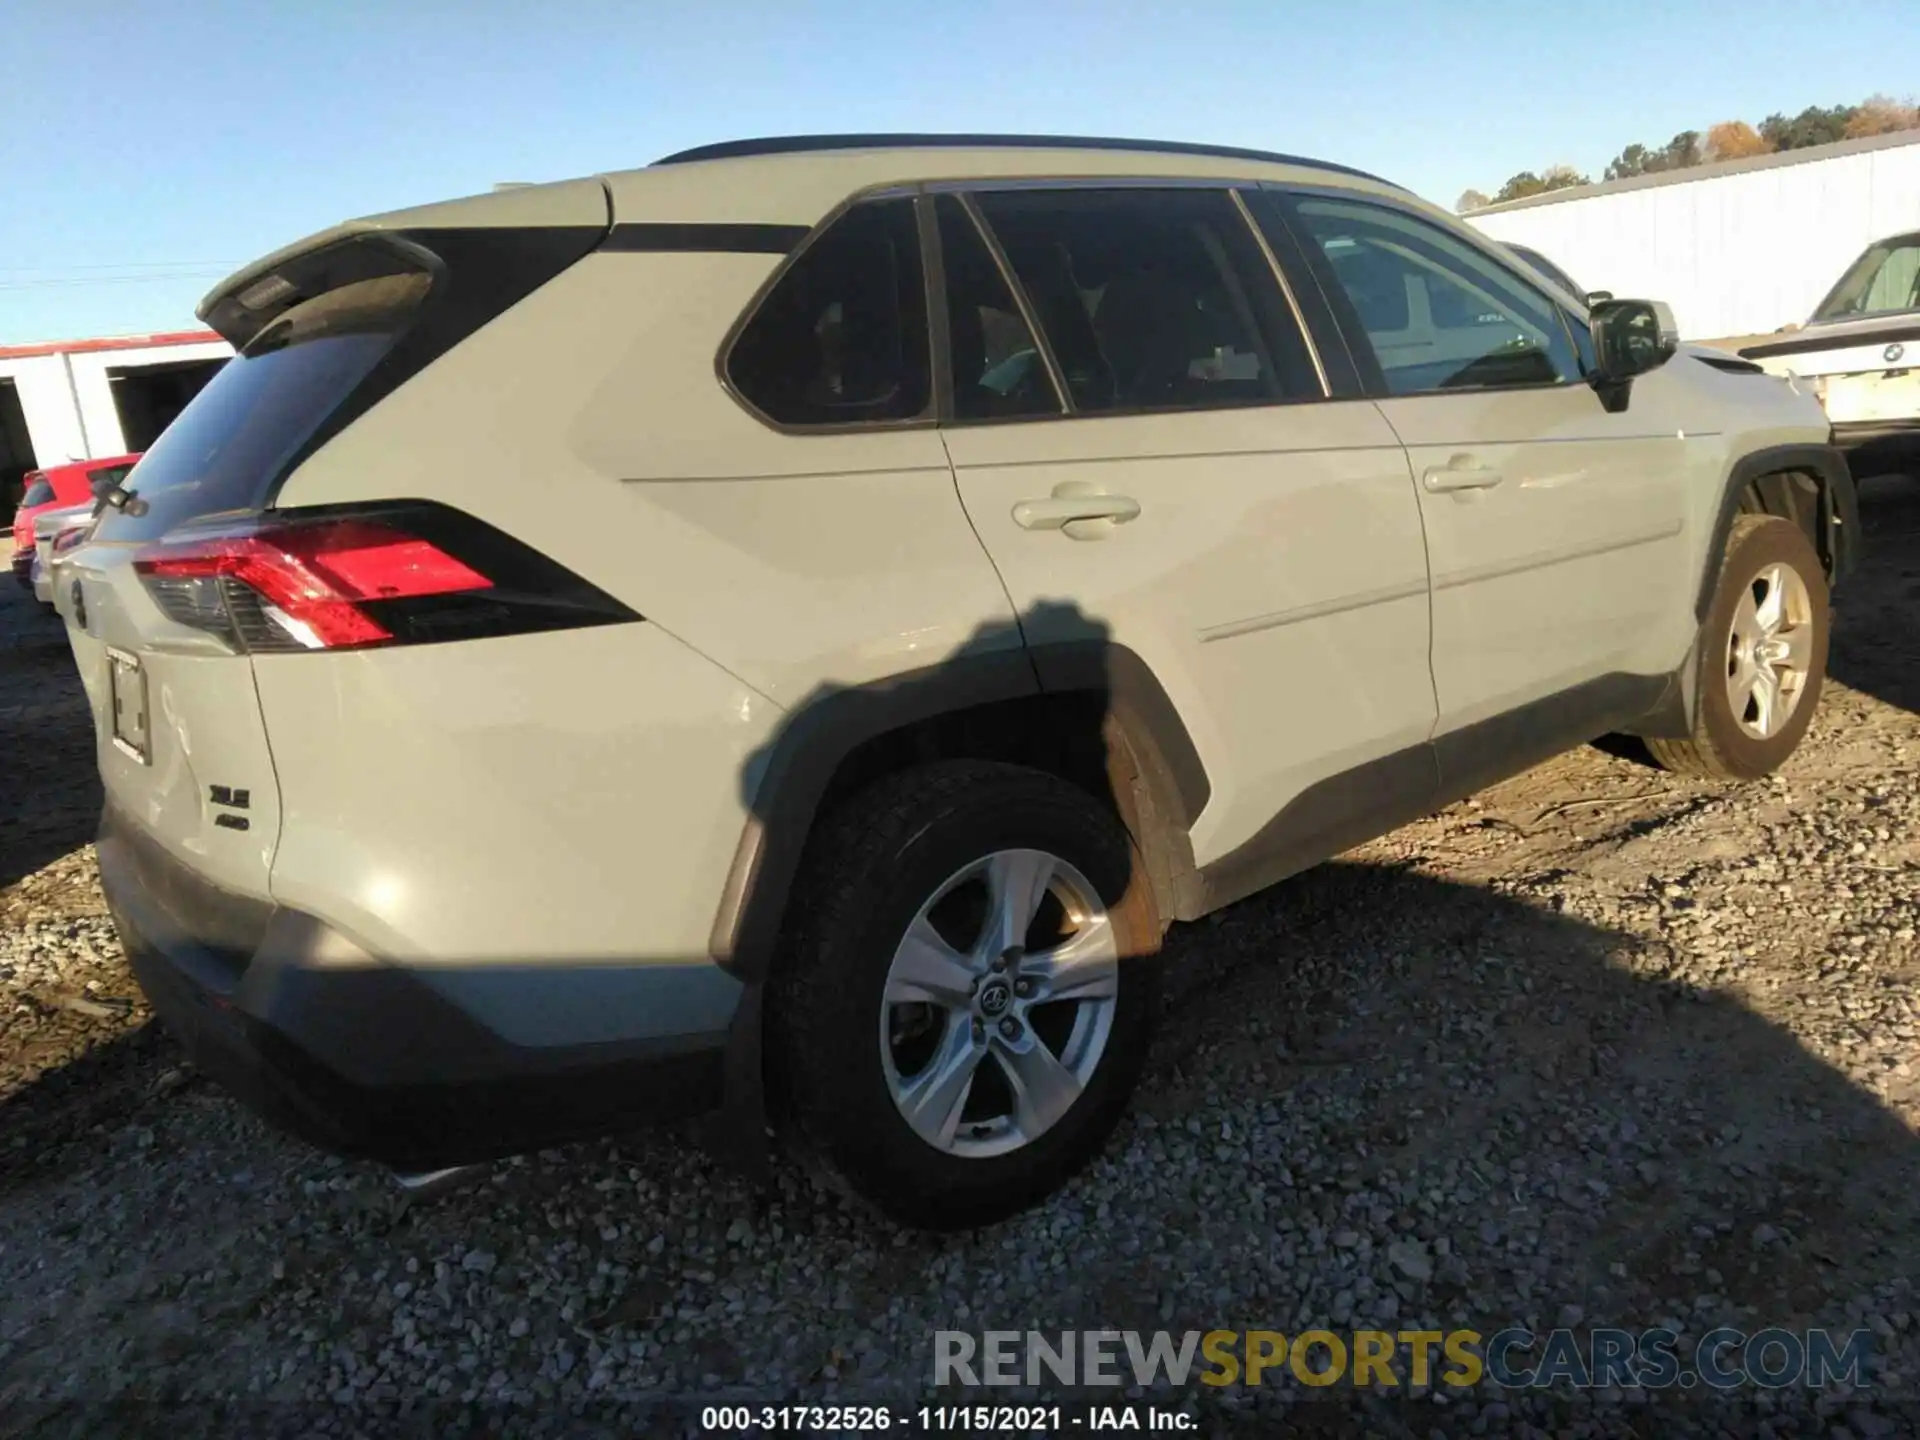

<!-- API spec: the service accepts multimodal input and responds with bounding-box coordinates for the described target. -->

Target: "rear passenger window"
[936,196,1062,421]
[727,198,931,427]
[971,188,1321,414]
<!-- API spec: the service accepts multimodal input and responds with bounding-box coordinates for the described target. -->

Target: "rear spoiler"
[197,226,437,350]
[197,179,614,350]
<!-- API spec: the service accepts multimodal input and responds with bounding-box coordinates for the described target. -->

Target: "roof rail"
[652,133,1396,187]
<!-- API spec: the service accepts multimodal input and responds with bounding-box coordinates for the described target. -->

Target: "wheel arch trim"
[708,641,1209,988]
[1697,442,1859,623]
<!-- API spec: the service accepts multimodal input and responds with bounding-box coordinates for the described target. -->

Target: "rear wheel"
[771,761,1159,1229]
[1648,514,1830,780]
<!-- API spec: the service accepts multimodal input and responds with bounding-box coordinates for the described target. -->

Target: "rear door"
[1268,189,1689,787]
[937,185,1436,886]
[65,264,442,897]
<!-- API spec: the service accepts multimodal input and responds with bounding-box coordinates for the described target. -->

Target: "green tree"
[1491,166,1588,204]
[1604,142,1655,181]
[1493,171,1546,202]
[1759,105,1855,150]
[1656,131,1703,171]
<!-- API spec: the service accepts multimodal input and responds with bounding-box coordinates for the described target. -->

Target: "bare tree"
[1845,95,1920,138]
[1456,188,1491,213]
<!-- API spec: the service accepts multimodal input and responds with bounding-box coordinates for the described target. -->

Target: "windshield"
[1812,233,1920,323]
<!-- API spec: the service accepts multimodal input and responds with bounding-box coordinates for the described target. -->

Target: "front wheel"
[771,761,1160,1230]
[1648,513,1830,780]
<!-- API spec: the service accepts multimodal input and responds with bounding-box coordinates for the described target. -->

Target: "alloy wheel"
[878,848,1118,1159]
[1724,560,1815,740]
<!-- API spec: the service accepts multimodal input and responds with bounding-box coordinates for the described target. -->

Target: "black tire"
[1648,514,1830,781]
[770,760,1160,1230]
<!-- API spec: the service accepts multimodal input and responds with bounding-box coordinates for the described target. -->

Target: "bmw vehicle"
[69,134,1857,1228]
[1742,229,1920,474]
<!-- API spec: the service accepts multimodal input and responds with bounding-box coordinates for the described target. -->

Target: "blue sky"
[2,0,1913,343]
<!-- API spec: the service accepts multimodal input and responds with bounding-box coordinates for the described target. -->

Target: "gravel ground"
[3,479,1919,1438]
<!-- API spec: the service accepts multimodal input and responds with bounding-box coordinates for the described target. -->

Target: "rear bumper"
[12,549,33,590]
[99,803,732,1170]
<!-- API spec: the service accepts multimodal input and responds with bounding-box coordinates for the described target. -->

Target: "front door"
[1275,190,1692,791]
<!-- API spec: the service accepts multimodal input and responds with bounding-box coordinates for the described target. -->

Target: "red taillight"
[136,519,493,650]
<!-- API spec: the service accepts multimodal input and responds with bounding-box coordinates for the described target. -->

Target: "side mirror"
[1585,290,1614,306]
[1589,298,1680,412]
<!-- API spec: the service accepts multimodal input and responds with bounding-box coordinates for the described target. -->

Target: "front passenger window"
[1286,196,1580,396]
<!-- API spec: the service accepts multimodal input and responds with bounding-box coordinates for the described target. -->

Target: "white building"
[0,330,232,509]
[1467,129,1920,342]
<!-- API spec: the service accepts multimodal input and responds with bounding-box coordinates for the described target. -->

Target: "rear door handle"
[1012,482,1142,540]
[1423,460,1505,493]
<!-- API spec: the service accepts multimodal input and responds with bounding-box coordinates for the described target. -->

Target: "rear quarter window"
[725,198,931,428]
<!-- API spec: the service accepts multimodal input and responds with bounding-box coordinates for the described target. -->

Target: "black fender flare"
[1694,442,1859,622]
[1636,441,1860,742]
[710,638,1209,1151]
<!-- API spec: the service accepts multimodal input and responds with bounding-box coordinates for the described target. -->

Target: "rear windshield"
[92,272,430,544]
[21,479,54,508]
[1813,233,1920,323]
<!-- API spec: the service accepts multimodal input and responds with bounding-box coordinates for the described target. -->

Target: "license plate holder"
[107,647,150,764]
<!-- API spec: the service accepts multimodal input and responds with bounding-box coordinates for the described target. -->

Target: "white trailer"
[1467,130,1920,342]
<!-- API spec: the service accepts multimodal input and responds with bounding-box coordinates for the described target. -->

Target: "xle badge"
[209,785,251,832]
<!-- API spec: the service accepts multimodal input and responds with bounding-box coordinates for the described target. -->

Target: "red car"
[10,454,140,589]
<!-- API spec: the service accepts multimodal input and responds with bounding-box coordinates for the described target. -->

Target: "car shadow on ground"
[0,594,98,895]
[1828,469,1920,717]
[3,573,1918,1428]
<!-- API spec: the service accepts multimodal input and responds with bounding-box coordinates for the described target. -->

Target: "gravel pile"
[3,478,1919,1438]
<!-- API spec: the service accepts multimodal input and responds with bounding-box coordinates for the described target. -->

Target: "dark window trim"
[924,174,1247,195]
[711,185,942,437]
[914,195,956,425]
[951,192,1074,422]
[603,222,810,255]
[1228,188,1330,399]
[1239,189,1369,399]
[1266,183,1598,402]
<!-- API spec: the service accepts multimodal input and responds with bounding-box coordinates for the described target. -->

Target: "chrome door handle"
[1012,481,1142,540]
[1423,460,1505,493]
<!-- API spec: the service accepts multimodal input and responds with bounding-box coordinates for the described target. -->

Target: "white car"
[30,502,97,607]
[1742,228,1920,475]
[68,133,1858,1228]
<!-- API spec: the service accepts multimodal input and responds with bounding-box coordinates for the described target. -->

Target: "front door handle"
[1012,481,1142,540]
[1423,458,1505,493]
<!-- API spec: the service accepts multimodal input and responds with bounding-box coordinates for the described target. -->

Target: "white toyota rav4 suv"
[68,135,1858,1229]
